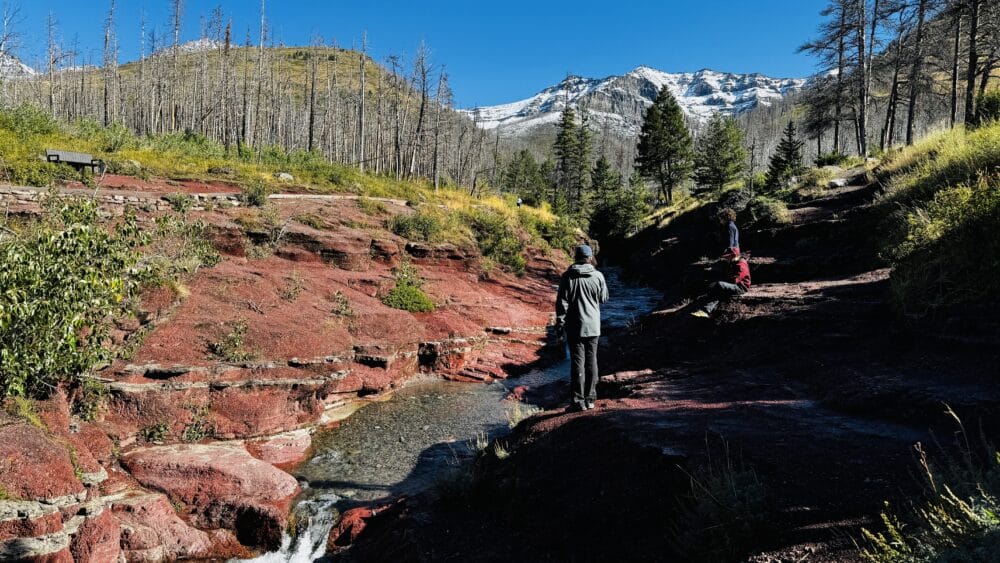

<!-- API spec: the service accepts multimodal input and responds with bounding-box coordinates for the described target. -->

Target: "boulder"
[121,444,299,549]
[827,178,849,189]
[274,172,295,182]
[69,509,121,563]
[245,429,312,468]
[112,493,213,561]
[0,502,63,543]
[0,423,84,501]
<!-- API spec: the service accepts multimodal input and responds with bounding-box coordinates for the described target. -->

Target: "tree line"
[799,0,999,158]
[0,1,503,190]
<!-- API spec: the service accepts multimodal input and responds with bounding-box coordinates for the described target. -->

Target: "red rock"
[0,504,63,542]
[0,423,84,501]
[245,429,312,469]
[14,546,73,563]
[327,506,375,548]
[112,493,213,561]
[121,444,299,549]
[69,510,121,563]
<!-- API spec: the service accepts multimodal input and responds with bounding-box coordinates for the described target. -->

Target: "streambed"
[246,268,660,562]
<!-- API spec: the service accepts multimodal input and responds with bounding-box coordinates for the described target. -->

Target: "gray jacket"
[556,263,609,338]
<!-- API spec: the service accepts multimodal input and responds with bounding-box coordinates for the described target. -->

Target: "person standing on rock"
[555,245,609,411]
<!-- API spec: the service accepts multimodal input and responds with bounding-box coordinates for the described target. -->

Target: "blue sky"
[15,0,828,108]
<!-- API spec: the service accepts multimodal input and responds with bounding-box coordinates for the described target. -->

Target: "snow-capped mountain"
[156,38,224,56]
[461,66,806,136]
[0,52,36,78]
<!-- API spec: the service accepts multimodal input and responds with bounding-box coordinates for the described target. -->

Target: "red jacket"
[732,259,751,290]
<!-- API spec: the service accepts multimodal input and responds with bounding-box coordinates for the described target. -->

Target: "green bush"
[389,209,445,241]
[889,175,1000,314]
[0,104,59,137]
[741,196,791,227]
[207,320,258,362]
[463,208,527,274]
[814,151,849,167]
[974,90,1000,128]
[3,159,57,187]
[1,196,145,397]
[240,178,273,207]
[382,284,435,313]
[72,120,138,153]
[382,260,435,312]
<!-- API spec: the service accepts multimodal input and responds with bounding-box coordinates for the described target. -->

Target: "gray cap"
[574,245,593,262]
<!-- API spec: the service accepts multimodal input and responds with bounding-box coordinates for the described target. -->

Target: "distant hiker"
[516,197,523,208]
[555,245,609,411]
[691,247,751,318]
[719,207,740,255]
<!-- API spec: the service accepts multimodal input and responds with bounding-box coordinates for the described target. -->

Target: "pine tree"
[590,156,620,205]
[766,121,805,189]
[553,106,580,205]
[694,114,747,195]
[635,86,693,204]
[552,106,592,215]
[502,150,547,206]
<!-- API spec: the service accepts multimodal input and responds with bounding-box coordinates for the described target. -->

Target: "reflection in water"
[241,268,660,562]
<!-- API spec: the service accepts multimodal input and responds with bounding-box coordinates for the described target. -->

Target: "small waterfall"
[239,494,340,563]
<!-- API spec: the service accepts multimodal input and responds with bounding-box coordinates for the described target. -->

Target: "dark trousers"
[700,281,746,314]
[568,336,599,406]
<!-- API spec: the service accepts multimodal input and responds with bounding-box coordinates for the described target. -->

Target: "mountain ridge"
[460,66,806,136]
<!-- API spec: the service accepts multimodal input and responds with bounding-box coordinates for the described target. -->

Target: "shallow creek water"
[245,268,661,562]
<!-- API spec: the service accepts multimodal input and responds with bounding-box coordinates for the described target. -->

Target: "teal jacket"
[556,263,609,338]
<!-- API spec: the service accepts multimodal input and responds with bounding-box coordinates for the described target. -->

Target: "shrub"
[888,174,1000,314]
[139,421,169,443]
[741,196,791,227]
[382,284,435,313]
[240,178,273,207]
[814,151,849,167]
[389,209,445,241]
[974,90,1000,127]
[463,208,527,273]
[1,197,145,397]
[164,193,195,215]
[207,320,258,362]
[357,197,388,215]
[382,260,435,313]
[0,104,59,136]
[671,440,769,561]
[862,412,1000,562]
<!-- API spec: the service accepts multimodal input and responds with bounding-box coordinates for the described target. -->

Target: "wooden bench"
[45,149,105,174]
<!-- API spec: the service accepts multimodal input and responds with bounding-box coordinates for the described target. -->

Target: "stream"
[244,268,661,562]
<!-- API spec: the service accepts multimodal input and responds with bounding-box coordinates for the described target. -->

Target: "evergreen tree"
[552,106,592,215]
[766,121,805,189]
[694,114,747,195]
[502,150,547,206]
[590,171,650,243]
[635,86,693,204]
[590,155,620,206]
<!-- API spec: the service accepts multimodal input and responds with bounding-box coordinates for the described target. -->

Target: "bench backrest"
[45,149,97,165]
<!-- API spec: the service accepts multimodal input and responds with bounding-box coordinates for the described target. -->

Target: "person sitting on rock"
[555,244,609,411]
[719,207,740,255]
[691,247,751,319]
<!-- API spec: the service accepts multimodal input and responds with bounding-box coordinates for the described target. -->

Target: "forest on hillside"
[0,0,995,229]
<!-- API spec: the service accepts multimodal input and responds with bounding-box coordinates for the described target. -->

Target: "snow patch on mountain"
[461,66,805,136]
[0,52,36,78]
[156,38,224,56]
